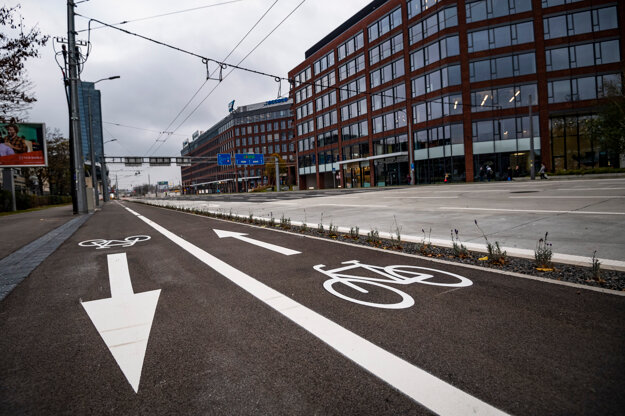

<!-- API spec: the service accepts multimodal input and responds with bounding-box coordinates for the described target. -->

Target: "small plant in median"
[317,213,325,234]
[534,232,553,269]
[328,222,339,237]
[420,228,433,255]
[349,226,360,239]
[280,213,291,229]
[474,219,507,265]
[393,215,402,246]
[367,228,380,245]
[451,229,469,258]
[591,250,604,283]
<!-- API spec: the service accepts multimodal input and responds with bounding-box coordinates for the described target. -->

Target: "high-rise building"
[77,81,104,164]
[289,0,624,189]
[181,98,294,193]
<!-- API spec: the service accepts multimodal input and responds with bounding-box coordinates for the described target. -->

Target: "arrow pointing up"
[214,229,301,256]
[81,253,161,393]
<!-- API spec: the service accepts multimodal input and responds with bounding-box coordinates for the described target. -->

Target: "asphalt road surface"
[146,177,625,263]
[1,201,623,415]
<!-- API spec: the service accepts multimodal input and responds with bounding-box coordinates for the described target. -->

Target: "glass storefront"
[550,115,618,171]
[374,157,409,186]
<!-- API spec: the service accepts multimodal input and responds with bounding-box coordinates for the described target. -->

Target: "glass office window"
[368,8,402,42]
[576,77,597,101]
[466,0,532,23]
[409,6,458,45]
[545,6,618,39]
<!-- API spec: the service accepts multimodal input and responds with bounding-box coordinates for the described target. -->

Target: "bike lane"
[120,201,625,416]
[0,202,427,415]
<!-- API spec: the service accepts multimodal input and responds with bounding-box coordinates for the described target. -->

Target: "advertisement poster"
[0,122,47,167]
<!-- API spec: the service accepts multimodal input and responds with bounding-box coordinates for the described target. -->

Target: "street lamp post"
[398,107,415,185]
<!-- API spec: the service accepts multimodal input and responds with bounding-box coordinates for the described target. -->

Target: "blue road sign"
[235,153,264,165]
[218,153,232,166]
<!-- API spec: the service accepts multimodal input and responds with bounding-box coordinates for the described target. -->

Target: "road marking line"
[556,187,625,191]
[383,196,458,199]
[438,207,625,215]
[120,203,508,415]
[315,204,389,208]
[509,196,625,199]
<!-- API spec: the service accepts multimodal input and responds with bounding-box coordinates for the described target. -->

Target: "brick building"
[181,98,294,193]
[289,0,624,189]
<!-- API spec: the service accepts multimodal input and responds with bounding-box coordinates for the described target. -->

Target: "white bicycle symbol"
[313,260,473,309]
[78,235,151,250]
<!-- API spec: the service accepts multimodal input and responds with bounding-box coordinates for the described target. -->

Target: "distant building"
[289,0,624,189]
[77,81,104,164]
[181,98,294,193]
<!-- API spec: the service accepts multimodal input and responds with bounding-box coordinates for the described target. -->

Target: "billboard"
[0,122,47,168]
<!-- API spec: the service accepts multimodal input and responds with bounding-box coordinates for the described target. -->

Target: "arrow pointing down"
[81,253,160,393]
[214,229,301,256]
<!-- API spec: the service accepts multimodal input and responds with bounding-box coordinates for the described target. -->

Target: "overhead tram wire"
[104,121,188,136]
[146,0,281,157]
[162,0,305,140]
[76,0,249,32]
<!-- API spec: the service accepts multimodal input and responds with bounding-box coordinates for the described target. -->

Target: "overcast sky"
[12,0,371,188]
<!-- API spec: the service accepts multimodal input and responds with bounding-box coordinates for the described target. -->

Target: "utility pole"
[148,174,151,197]
[67,0,88,213]
[529,94,535,180]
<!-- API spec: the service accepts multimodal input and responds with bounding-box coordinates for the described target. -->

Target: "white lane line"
[509,196,625,199]
[438,207,625,215]
[315,204,389,208]
[119,203,508,416]
[556,187,625,191]
[383,196,458,199]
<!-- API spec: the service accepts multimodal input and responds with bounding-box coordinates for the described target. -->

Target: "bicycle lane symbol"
[78,235,151,250]
[313,260,473,310]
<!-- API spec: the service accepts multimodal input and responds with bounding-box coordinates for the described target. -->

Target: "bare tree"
[0,5,49,121]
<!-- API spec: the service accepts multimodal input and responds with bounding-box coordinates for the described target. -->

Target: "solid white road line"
[439,207,625,215]
[509,196,625,199]
[120,203,508,416]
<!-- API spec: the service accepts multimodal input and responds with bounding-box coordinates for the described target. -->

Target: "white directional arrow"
[81,253,161,393]
[213,229,301,256]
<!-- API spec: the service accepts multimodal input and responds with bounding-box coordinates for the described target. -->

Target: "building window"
[316,110,338,130]
[547,73,622,103]
[413,94,462,123]
[546,39,621,71]
[544,6,618,40]
[371,83,406,111]
[341,120,368,141]
[295,85,313,104]
[469,52,536,82]
[410,35,459,71]
[317,129,339,148]
[466,0,532,23]
[412,64,461,97]
[298,136,315,152]
[373,134,408,155]
[296,102,313,120]
[297,120,315,136]
[368,7,402,42]
[414,123,464,149]
[341,98,367,121]
[372,109,408,134]
[472,115,538,142]
[542,0,582,7]
[315,91,337,111]
[369,33,403,66]
[314,51,335,75]
[315,71,336,93]
[471,83,538,111]
[468,21,534,53]
[407,0,442,19]
[338,31,364,61]
[339,76,367,101]
[370,58,405,88]
[338,54,366,81]
[409,6,458,45]
[294,67,311,87]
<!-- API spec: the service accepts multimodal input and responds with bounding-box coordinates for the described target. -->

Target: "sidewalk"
[0,205,92,301]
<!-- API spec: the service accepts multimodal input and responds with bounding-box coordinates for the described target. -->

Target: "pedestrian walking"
[479,166,485,182]
[539,163,548,179]
[507,166,513,181]
[486,165,493,182]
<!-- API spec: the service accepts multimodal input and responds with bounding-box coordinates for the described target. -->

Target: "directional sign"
[217,153,232,166]
[235,153,264,166]
[81,253,161,393]
[213,229,300,255]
